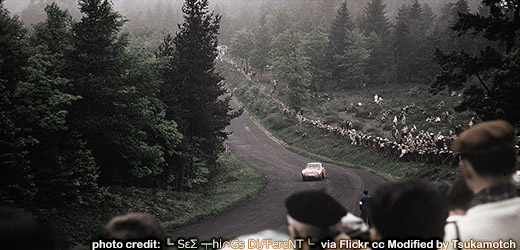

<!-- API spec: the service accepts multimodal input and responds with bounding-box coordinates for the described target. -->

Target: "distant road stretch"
[171,98,383,240]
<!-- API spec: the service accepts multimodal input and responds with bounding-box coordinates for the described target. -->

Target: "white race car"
[302,162,326,181]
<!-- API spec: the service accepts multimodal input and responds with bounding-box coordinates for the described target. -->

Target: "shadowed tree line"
[0,0,239,212]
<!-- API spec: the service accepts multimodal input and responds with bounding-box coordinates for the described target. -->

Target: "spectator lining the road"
[444,120,520,250]
[219,48,479,166]
[368,180,446,246]
[358,190,371,227]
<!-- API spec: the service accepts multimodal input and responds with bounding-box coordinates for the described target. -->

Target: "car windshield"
[306,163,321,169]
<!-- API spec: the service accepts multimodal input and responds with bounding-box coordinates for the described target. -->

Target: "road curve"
[171,98,384,240]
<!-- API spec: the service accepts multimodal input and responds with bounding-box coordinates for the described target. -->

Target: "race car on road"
[302,162,326,181]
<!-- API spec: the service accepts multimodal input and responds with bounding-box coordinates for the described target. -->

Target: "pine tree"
[361,0,392,84]
[418,2,437,82]
[327,0,353,88]
[158,0,241,191]
[66,0,129,185]
[392,4,413,83]
[68,0,181,187]
[339,29,371,88]
[391,1,436,83]
[406,0,430,82]
[361,0,391,37]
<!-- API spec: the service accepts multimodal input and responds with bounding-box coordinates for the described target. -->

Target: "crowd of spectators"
[2,119,519,250]
[289,107,458,165]
[219,49,467,166]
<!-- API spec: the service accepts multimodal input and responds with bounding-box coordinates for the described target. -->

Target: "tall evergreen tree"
[361,0,392,84]
[67,0,129,185]
[392,4,413,83]
[339,29,372,88]
[419,2,437,82]
[421,3,435,36]
[158,0,241,191]
[68,0,181,187]
[391,1,436,83]
[361,0,391,37]
[327,0,353,88]
[406,0,431,82]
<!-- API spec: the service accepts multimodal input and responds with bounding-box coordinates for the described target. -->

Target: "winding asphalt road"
[171,99,383,240]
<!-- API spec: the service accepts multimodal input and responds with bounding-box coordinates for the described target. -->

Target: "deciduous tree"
[229,28,255,73]
[303,26,330,92]
[271,29,311,113]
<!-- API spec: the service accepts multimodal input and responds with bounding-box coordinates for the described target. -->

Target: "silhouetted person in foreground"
[103,213,167,249]
[0,207,64,250]
[445,176,474,223]
[368,179,446,248]
[445,120,520,250]
[285,190,349,250]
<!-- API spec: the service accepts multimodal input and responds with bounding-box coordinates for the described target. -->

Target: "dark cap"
[285,190,347,228]
[453,120,515,154]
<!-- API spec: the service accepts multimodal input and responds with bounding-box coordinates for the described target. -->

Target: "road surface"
[171,99,383,240]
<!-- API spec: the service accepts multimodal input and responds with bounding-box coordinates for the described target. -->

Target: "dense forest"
[1,0,519,237]
[219,0,519,128]
[5,0,483,43]
[1,0,240,214]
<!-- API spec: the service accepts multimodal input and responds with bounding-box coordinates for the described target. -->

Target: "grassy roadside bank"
[61,153,266,249]
[219,62,459,182]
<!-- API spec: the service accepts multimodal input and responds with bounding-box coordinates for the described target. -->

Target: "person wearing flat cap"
[444,120,520,250]
[285,190,351,250]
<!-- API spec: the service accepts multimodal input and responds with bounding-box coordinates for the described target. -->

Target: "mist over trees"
[222,0,518,128]
[2,0,518,218]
